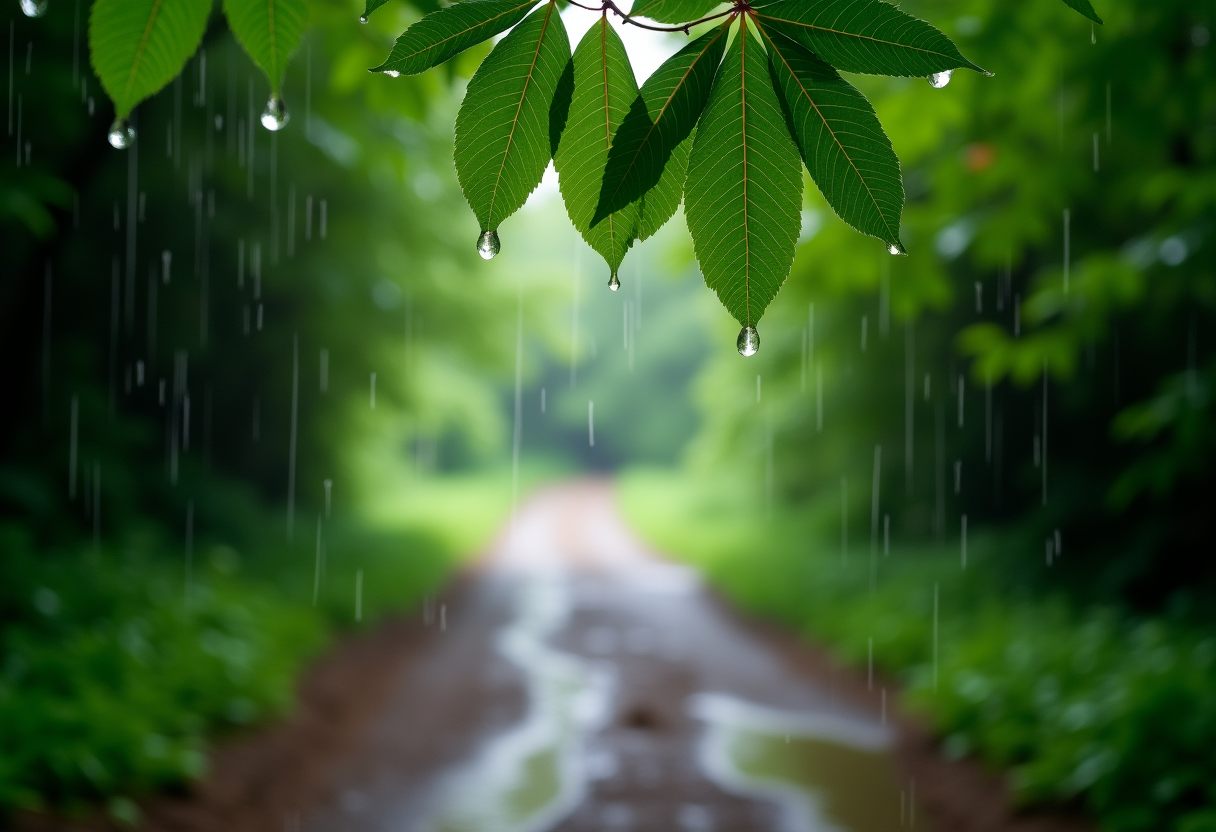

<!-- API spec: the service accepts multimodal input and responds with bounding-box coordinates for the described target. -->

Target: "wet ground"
[301,482,908,832]
[26,481,1093,832]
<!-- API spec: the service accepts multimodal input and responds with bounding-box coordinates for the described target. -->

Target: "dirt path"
[30,481,1092,832]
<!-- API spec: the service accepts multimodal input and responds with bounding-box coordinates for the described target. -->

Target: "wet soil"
[14,481,1094,832]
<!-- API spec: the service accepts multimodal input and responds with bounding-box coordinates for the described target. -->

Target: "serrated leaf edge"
[370,0,541,74]
[591,21,729,228]
[754,3,987,76]
[487,1,561,228]
[756,21,901,248]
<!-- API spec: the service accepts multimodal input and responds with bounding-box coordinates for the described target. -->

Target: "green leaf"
[760,27,904,252]
[592,23,727,232]
[1061,0,1103,25]
[223,0,308,94]
[684,18,803,328]
[628,0,722,25]
[362,0,391,21]
[636,132,691,242]
[88,0,212,119]
[371,0,542,76]
[554,18,641,276]
[454,1,571,233]
[755,0,986,78]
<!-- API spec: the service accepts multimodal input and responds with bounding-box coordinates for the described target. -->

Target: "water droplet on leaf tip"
[359,14,369,23]
[20,0,48,17]
[476,230,500,260]
[260,96,290,131]
[608,274,621,292]
[107,118,136,149]
[928,69,953,89]
[737,326,759,357]
[888,242,907,256]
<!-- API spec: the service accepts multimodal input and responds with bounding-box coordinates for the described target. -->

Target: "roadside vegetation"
[620,470,1216,832]
[3,0,1212,827]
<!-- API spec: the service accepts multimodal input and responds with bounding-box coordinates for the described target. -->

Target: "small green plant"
[74,0,1102,355]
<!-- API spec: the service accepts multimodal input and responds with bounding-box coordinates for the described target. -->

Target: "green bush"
[0,524,325,815]
[620,469,1216,832]
[917,610,1216,832]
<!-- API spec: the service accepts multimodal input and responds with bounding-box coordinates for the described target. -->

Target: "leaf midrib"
[487,1,555,226]
[598,19,622,256]
[393,1,537,65]
[740,15,753,325]
[124,0,165,104]
[266,0,278,81]
[602,23,726,218]
[755,8,957,63]
[757,22,898,243]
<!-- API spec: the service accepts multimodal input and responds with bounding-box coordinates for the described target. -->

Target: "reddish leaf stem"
[564,0,745,35]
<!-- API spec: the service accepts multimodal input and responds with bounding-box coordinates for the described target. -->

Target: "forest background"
[1,0,1213,831]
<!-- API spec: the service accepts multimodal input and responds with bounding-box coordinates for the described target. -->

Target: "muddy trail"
[27,482,1092,832]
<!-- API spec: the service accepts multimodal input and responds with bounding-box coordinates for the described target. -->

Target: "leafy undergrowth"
[618,468,1216,832]
[0,472,513,823]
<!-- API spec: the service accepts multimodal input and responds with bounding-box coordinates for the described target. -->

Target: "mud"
[15,481,1093,832]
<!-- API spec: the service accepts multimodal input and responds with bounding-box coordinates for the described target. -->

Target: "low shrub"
[620,469,1216,832]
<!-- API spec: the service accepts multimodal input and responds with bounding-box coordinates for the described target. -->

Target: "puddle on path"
[413,487,908,832]
[422,574,613,832]
[692,694,906,832]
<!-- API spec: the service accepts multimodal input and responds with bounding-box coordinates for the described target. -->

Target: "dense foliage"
[77,0,1102,348]
[1,0,517,819]
[4,0,1211,827]
[616,0,1216,828]
[621,471,1216,832]
[683,0,1215,605]
[370,0,1100,345]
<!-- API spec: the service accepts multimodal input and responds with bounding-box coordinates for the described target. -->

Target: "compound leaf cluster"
[84,0,1105,344]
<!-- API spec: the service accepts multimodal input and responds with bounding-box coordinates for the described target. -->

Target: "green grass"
[618,467,1216,832]
[0,471,518,823]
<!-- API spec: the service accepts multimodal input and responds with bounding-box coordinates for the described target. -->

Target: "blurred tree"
[0,0,519,547]
[682,0,1215,609]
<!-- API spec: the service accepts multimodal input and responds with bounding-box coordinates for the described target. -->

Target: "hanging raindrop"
[476,230,500,260]
[887,242,907,256]
[737,326,760,357]
[107,118,136,149]
[359,14,369,23]
[260,96,290,131]
[20,0,48,18]
[928,70,953,89]
[608,273,621,292]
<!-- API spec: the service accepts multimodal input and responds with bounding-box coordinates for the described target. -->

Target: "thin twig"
[565,0,745,35]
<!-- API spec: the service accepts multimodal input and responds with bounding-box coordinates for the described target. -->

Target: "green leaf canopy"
[453,1,571,234]
[89,0,212,119]
[224,0,308,95]
[685,16,803,329]
[371,0,541,76]
[554,19,642,277]
[629,0,722,25]
[593,23,728,231]
[754,0,985,78]
[760,27,904,252]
